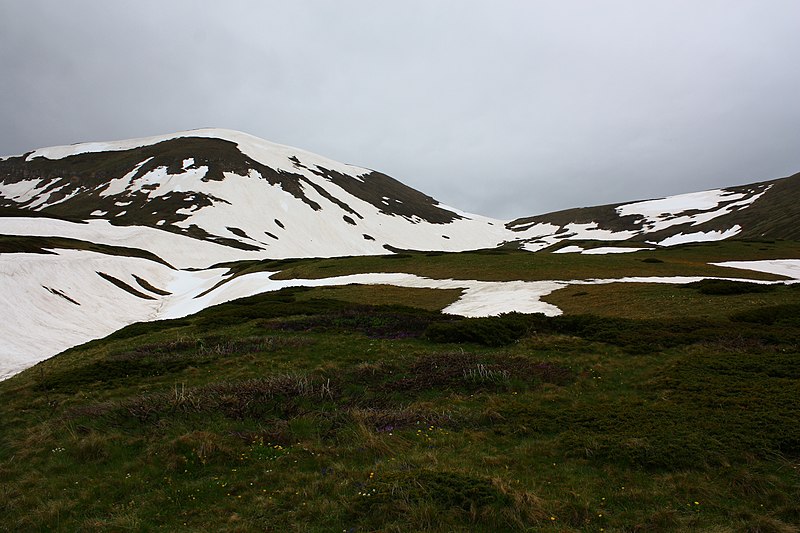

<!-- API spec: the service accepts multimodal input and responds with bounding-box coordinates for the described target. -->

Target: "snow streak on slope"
[153,169,510,258]
[507,182,775,250]
[616,188,770,232]
[514,223,640,252]
[656,226,743,246]
[0,217,262,269]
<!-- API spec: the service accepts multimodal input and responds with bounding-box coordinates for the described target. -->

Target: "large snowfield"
[2,238,798,381]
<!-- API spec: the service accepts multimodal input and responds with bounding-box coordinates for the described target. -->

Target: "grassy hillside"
[1,245,800,531]
[216,240,800,285]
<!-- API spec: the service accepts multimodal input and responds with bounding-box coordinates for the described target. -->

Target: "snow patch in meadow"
[5,258,799,381]
[554,245,653,254]
[158,272,566,320]
[582,247,655,255]
[711,260,800,281]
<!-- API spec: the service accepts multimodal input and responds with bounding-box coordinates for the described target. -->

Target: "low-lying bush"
[730,303,800,326]
[270,305,441,338]
[682,278,776,295]
[424,313,532,346]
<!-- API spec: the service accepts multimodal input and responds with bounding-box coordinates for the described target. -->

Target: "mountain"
[3,128,800,261]
[4,129,800,531]
[2,128,800,379]
[0,129,509,265]
[509,172,800,250]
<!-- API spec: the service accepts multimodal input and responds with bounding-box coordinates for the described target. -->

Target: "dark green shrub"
[682,278,776,295]
[424,313,531,346]
[730,303,800,325]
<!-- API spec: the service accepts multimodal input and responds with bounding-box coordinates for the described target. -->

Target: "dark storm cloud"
[2,0,799,218]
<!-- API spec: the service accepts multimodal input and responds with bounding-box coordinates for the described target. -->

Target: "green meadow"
[1,241,799,532]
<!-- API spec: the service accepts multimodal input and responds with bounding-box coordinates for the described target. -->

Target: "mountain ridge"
[4,128,798,257]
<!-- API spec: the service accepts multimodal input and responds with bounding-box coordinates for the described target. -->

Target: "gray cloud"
[2,0,799,218]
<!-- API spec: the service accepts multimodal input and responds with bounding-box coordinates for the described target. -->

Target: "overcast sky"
[1,1,799,218]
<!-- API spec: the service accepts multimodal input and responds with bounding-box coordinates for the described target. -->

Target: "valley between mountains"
[2,128,800,379]
[2,129,800,531]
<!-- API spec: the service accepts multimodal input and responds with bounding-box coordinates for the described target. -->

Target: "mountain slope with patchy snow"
[508,173,800,250]
[2,128,800,380]
[0,129,510,263]
[3,128,799,259]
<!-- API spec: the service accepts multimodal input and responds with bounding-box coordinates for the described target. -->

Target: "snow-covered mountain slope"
[0,249,171,380]
[2,128,800,380]
[0,129,510,264]
[508,172,800,251]
[3,128,798,259]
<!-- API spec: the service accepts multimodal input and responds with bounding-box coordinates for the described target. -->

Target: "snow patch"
[0,178,45,203]
[3,255,797,381]
[0,250,172,381]
[554,245,584,254]
[25,183,69,209]
[711,260,800,281]
[617,187,771,233]
[0,217,265,269]
[99,158,153,197]
[582,247,655,255]
[37,186,84,209]
[617,189,743,217]
[657,225,742,246]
